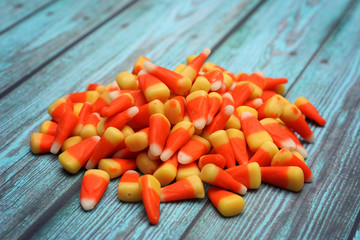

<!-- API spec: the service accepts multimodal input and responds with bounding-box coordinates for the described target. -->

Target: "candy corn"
[260,118,296,150]
[209,130,236,168]
[161,175,205,202]
[261,166,304,192]
[101,93,134,118]
[125,128,149,152]
[61,136,82,152]
[295,97,326,126]
[136,152,161,175]
[225,162,261,189]
[98,158,137,179]
[198,154,226,170]
[80,169,110,210]
[132,56,150,75]
[116,72,138,90]
[178,135,211,164]
[30,133,55,154]
[176,162,201,181]
[138,70,170,102]
[149,114,171,157]
[164,96,185,125]
[117,170,141,202]
[208,187,245,217]
[226,129,249,165]
[249,141,279,167]
[80,113,101,139]
[153,154,178,186]
[186,90,209,130]
[139,175,161,224]
[40,120,58,136]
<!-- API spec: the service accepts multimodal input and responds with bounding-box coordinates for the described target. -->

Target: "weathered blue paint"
[0,0,359,239]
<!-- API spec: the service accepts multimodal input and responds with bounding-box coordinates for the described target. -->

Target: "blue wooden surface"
[0,0,359,239]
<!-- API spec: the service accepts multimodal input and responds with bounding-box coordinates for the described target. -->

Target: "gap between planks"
[0,0,138,100]
[14,1,267,238]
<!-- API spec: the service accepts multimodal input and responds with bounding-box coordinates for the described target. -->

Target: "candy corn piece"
[231,82,252,107]
[198,154,226,170]
[143,61,191,96]
[240,111,273,152]
[125,128,149,152]
[180,48,210,82]
[115,72,138,90]
[48,98,69,123]
[61,136,83,152]
[58,136,100,174]
[128,100,164,130]
[190,76,211,93]
[271,149,313,182]
[226,129,249,165]
[117,170,141,202]
[200,164,247,195]
[280,104,314,142]
[261,166,304,192]
[236,106,258,119]
[149,114,171,157]
[161,175,205,202]
[164,96,186,125]
[263,77,288,90]
[202,102,234,138]
[207,92,222,124]
[178,135,211,164]
[86,127,124,169]
[220,72,233,92]
[257,95,284,120]
[101,93,134,117]
[291,150,305,163]
[186,90,209,130]
[87,83,106,93]
[98,158,137,179]
[261,90,277,102]
[138,70,170,102]
[249,141,279,167]
[132,56,150,75]
[92,91,112,114]
[72,102,93,136]
[153,154,178,186]
[176,162,201,181]
[30,133,55,154]
[139,175,161,225]
[40,120,58,136]
[97,106,139,135]
[209,130,236,168]
[136,152,161,175]
[260,118,296,150]
[66,91,100,104]
[295,97,326,126]
[244,98,263,109]
[80,169,110,211]
[80,113,101,139]
[225,113,241,130]
[117,90,147,108]
[208,187,245,217]
[160,121,195,162]
[204,69,223,91]
[51,104,79,154]
[225,162,261,189]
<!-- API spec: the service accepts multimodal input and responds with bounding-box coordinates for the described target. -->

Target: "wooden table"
[1,0,359,239]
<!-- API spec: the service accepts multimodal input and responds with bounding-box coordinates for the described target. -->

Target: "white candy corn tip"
[138,69,148,76]
[85,161,96,170]
[50,141,61,154]
[224,105,234,116]
[160,189,166,202]
[203,48,211,57]
[128,106,139,117]
[109,91,121,101]
[207,115,213,125]
[81,199,96,211]
[281,139,296,150]
[221,83,226,90]
[149,144,162,157]
[126,170,138,174]
[306,172,314,183]
[111,81,120,90]
[160,149,173,162]
[177,151,192,164]
[230,82,236,91]
[222,92,234,101]
[240,111,254,120]
[112,150,122,158]
[252,98,263,108]
[143,61,156,72]
[304,134,315,143]
[210,82,222,91]
[238,185,248,195]
[193,118,206,130]
[296,146,308,159]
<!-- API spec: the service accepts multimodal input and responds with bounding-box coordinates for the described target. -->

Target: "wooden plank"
[0,0,263,239]
[0,0,55,34]
[26,0,357,239]
[0,0,134,98]
[183,1,360,239]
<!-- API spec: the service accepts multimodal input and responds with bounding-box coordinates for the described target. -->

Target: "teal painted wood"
[0,0,55,33]
[184,2,360,240]
[19,0,357,239]
[0,0,134,97]
[0,0,263,239]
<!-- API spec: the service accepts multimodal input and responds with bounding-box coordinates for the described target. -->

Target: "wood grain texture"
[0,0,55,34]
[18,0,358,239]
[0,0,134,97]
[0,0,263,239]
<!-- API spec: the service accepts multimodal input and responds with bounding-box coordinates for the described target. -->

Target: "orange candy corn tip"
[139,175,161,225]
[198,154,226,170]
[160,175,205,202]
[117,170,141,202]
[80,169,110,211]
[208,186,245,217]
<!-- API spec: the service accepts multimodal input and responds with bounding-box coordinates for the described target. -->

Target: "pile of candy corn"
[30,48,326,224]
